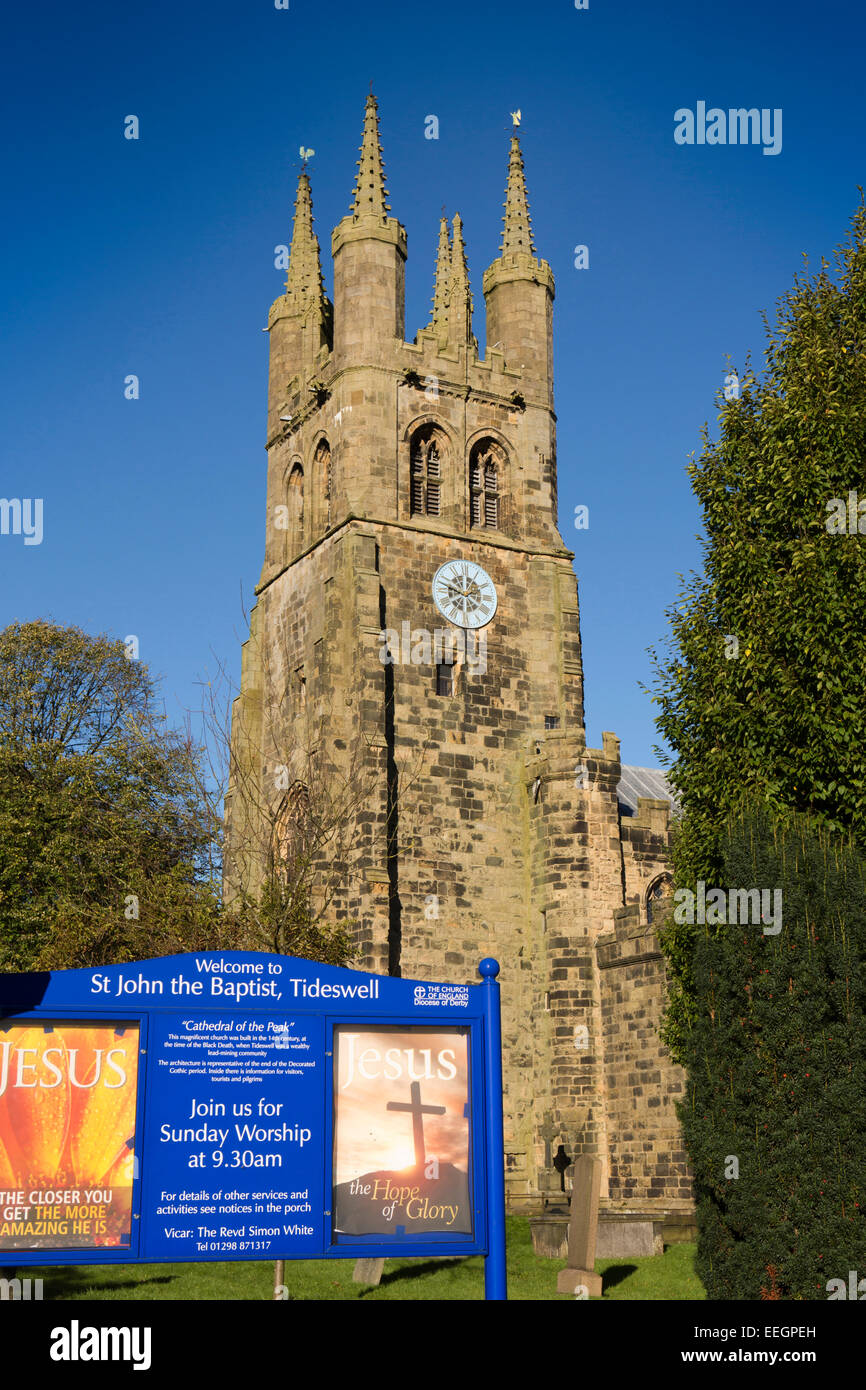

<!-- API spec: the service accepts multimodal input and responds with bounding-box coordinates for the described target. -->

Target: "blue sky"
[2,0,863,766]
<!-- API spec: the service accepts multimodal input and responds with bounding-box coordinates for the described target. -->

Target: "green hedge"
[679,804,866,1299]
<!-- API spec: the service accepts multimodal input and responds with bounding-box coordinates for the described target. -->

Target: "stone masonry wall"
[596,904,692,1210]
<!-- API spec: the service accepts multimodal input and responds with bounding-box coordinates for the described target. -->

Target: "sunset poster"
[0,1021,139,1252]
[332,1026,472,1237]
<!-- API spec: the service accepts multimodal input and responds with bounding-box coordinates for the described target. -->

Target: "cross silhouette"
[539,1113,560,1168]
[386,1081,446,1169]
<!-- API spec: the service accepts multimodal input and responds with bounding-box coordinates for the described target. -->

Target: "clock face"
[432,560,498,629]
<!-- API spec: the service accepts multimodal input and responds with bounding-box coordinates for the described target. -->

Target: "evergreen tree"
[650,198,866,1058]
[681,805,866,1300]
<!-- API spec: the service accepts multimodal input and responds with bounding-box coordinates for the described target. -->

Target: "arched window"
[272,781,312,881]
[287,463,304,553]
[314,440,331,532]
[410,432,442,517]
[646,873,674,925]
[469,441,503,529]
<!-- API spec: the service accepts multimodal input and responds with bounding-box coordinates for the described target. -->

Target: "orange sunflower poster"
[0,1021,139,1251]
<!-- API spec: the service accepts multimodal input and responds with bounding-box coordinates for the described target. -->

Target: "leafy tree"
[0,621,231,970]
[649,198,866,1058]
[0,621,355,971]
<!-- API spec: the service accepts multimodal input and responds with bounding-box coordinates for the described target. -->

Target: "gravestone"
[556,1155,603,1297]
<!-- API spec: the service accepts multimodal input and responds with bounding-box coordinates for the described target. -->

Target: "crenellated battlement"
[262,95,559,581]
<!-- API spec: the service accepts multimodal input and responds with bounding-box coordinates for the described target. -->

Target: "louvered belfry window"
[410,433,442,516]
[426,443,440,515]
[484,458,498,527]
[470,445,502,529]
[411,443,425,514]
[470,458,482,526]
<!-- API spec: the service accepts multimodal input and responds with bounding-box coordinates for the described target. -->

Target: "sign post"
[0,951,507,1299]
[479,958,507,1300]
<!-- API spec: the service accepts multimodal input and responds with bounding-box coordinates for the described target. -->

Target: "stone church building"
[227,94,692,1233]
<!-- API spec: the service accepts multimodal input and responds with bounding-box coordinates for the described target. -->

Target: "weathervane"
[510,108,522,127]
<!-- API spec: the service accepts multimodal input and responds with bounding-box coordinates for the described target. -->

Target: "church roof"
[617,765,681,817]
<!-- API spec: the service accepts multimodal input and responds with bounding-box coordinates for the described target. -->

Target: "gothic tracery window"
[272,781,312,881]
[410,433,442,517]
[469,442,503,529]
[646,873,674,925]
[314,439,331,532]
[287,463,304,554]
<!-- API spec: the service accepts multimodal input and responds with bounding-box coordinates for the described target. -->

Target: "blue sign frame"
[0,953,507,1299]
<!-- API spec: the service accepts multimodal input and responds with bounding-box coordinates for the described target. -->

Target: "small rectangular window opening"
[436,660,454,696]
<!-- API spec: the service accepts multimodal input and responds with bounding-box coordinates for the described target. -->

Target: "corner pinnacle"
[501,133,536,255]
[448,213,473,343]
[429,216,452,331]
[286,171,327,314]
[284,169,328,318]
[350,92,390,221]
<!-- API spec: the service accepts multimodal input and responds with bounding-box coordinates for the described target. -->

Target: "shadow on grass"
[600,1263,638,1291]
[359,1257,471,1294]
[42,1270,176,1299]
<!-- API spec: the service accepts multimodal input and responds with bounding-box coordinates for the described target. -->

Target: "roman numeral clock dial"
[432,560,498,630]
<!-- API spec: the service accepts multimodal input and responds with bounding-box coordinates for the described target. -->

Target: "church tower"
[227,97,688,1223]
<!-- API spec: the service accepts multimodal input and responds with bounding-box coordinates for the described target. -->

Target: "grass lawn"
[25,1218,704,1300]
